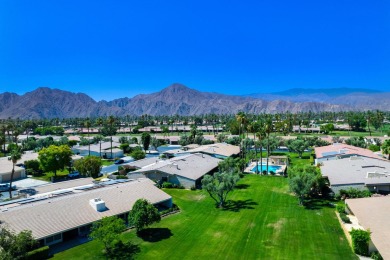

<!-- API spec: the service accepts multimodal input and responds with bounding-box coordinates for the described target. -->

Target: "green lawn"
[53,175,356,260]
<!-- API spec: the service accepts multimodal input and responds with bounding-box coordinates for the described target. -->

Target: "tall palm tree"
[108,116,116,158]
[9,145,22,198]
[256,125,266,175]
[85,119,91,156]
[96,117,104,157]
[265,116,273,175]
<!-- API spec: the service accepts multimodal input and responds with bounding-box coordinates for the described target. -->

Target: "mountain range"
[0,84,389,119]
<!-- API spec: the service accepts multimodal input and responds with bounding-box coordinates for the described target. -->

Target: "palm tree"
[256,126,266,175]
[108,116,116,158]
[84,119,91,156]
[96,117,104,157]
[264,116,273,175]
[9,145,22,198]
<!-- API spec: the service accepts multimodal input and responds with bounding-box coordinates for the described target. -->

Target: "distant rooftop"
[321,157,390,186]
[315,143,383,160]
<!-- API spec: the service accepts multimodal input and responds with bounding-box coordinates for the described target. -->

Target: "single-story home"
[72,141,123,159]
[0,178,172,246]
[315,143,383,164]
[178,143,240,159]
[320,157,390,194]
[346,197,390,259]
[0,151,39,183]
[131,153,221,188]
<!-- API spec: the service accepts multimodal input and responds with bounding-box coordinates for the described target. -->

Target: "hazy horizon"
[1,1,389,101]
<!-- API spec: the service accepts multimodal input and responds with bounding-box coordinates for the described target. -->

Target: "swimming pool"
[251,164,282,173]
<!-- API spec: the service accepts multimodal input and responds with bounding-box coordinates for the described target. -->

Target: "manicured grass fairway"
[54,176,356,260]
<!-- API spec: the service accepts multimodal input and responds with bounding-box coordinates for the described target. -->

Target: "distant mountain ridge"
[0,84,387,119]
[246,87,390,110]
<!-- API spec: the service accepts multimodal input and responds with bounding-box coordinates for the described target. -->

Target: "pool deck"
[244,161,287,176]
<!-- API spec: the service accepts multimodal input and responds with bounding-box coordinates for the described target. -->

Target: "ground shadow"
[235,184,250,190]
[304,198,336,210]
[106,241,140,260]
[138,228,173,242]
[222,199,258,212]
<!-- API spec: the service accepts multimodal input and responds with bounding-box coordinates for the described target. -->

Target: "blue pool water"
[251,165,282,173]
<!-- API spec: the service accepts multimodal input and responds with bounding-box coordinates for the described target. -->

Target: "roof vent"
[89,198,106,212]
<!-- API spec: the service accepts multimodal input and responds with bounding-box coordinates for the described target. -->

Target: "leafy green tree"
[288,165,324,205]
[382,139,390,160]
[320,123,334,134]
[74,156,102,178]
[128,199,161,233]
[0,226,37,260]
[38,145,72,176]
[130,148,146,160]
[89,216,126,256]
[202,171,240,208]
[287,139,309,158]
[141,132,151,151]
[347,113,367,132]
[9,145,22,198]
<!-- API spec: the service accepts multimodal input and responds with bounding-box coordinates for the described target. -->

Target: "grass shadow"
[138,228,173,242]
[222,199,258,212]
[235,184,250,190]
[106,240,140,260]
[304,198,336,210]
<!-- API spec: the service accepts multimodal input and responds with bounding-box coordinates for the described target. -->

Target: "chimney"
[89,198,106,212]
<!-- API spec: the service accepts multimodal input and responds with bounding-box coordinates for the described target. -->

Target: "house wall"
[169,175,196,189]
[367,184,390,193]
[0,169,25,183]
[331,184,366,195]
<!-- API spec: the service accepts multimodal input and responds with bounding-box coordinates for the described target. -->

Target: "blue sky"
[0,0,389,101]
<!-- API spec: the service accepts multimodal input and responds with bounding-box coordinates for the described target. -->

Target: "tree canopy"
[288,165,325,205]
[382,139,390,160]
[202,171,240,208]
[74,156,102,178]
[0,226,37,260]
[89,216,126,255]
[128,199,161,232]
[141,132,151,151]
[38,145,72,176]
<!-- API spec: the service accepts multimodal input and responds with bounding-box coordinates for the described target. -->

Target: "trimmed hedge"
[336,204,346,214]
[26,246,50,260]
[339,213,351,224]
[350,229,371,256]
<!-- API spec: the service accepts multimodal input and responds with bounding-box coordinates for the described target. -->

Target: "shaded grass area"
[31,169,69,182]
[53,176,356,260]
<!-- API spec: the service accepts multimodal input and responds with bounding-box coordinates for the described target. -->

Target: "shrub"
[336,204,346,214]
[26,246,50,260]
[270,171,276,175]
[116,175,128,179]
[190,185,197,191]
[339,213,351,224]
[160,204,179,215]
[368,145,380,152]
[162,182,173,188]
[371,251,383,260]
[338,188,371,199]
[350,229,371,256]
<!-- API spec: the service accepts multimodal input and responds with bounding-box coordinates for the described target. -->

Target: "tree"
[9,145,22,198]
[130,148,146,160]
[287,139,309,158]
[288,165,324,205]
[84,119,91,156]
[201,171,240,208]
[74,156,102,178]
[0,226,37,260]
[101,116,117,159]
[141,132,151,152]
[128,199,161,233]
[89,216,126,255]
[38,145,72,176]
[320,123,334,134]
[382,139,390,160]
